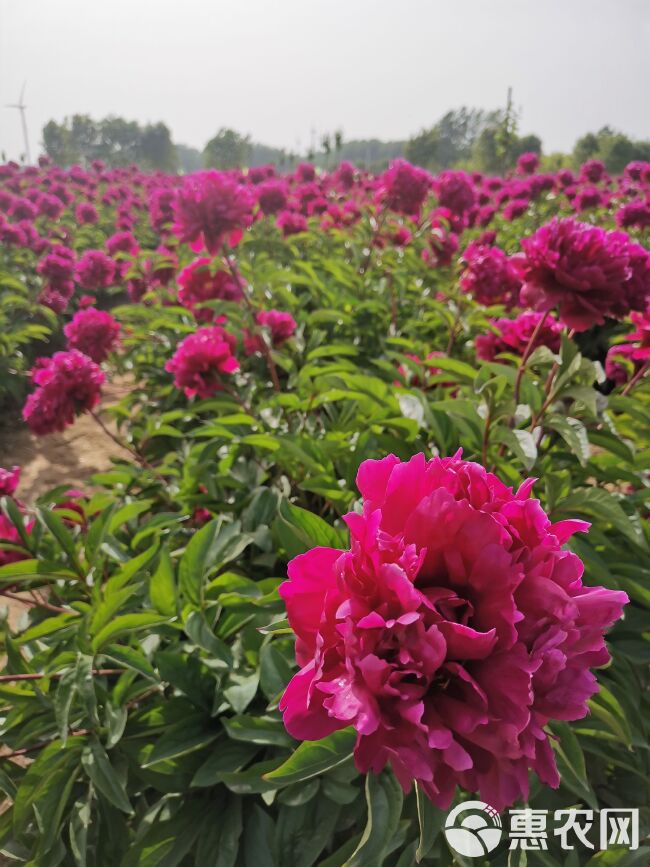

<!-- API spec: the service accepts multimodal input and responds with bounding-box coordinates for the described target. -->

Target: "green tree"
[139,123,178,172]
[203,128,251,169]
[176,143,203,173]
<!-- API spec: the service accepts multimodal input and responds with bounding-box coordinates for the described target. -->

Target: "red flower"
[173,171,254,254]
[165,326,239,398]
[279,452,627,810]
[64,308,121,363]
[519,218,650,331]
[177,258,243,321]
[23,351,105,435]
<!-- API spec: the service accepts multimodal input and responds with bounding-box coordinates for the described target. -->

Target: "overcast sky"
[1,0,649,162]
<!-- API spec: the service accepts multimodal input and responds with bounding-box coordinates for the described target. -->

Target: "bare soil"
[0,377,133,630]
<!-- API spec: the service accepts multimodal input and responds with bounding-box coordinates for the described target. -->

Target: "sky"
[1,0,649,162]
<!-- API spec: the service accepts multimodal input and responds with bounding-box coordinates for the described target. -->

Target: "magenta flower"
[106,230,139,257]
[436,171,477,216]
[0,466,20,497]
[380,160,432,217]
[460,241,522,307]
[279,452,627,810]
[516,152,540,175]
[74,250,116,291]
[475,312,562,362]
[173,171,254,254]
[244,309,297,355]
[519,217,650,330]
[276,210,308,237]
[257,180,289,215]
[64,308,121,363]
[165,326,239,398]
[177,258,243,321]
[23,351,105,436]
[75,202,99,225]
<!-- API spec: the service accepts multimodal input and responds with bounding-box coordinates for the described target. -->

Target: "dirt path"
[0,377,133,630]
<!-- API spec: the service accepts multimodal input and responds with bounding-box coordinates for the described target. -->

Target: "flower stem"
[512,310,550,407]
[222,248,281,392]
[622,360,650,396]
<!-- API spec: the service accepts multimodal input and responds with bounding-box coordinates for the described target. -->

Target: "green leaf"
[274,500,347,559]
[38,508,84,575]
[143,720,220,766]
[91,612,171,651]
[191,741,260,788]
[545,416,590,466]
[416,784,444,862]
[346,770,404,867]
[178,518,220,607]
[81,738,133,814]
[223,715,294,748]
[549,721,598,810]
[263,727,355,786]
[150,546,177,615]
[555,487,645,547]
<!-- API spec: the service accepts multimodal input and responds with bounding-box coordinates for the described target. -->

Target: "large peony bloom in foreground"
[173,171,254,254]
[519,217,650,331]
[165,326,239,398]
[279,452,627,810]
[23,351,105,435]
[64,308,121,363]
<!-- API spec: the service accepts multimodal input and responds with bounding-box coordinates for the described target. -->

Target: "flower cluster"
[23,350,105,435]
[63,308,121,363]
[174,171,254,254]
[165,326,239,398]
[244,310,297,355]
[475,312,563,361]
[177,258,243,321]
[380,160,432,217]
[279,452,627,809]
[460,241,522,306]
[520,218,650,330]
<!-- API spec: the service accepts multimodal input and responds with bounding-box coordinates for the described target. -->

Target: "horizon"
[1,0,649,162]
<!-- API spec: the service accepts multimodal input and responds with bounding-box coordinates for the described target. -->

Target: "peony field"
[0,153,649,865]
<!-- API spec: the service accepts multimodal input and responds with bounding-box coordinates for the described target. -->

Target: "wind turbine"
[5,82,31,164]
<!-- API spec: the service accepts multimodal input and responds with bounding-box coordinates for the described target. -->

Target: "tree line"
[40,110,650,175]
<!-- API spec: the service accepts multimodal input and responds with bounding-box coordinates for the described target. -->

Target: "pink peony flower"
[279,452,627,810]
[165,326,239,398]
[64,308,121,363]
[23,350,105,435]
[616,200,650,230]
[519,217,650,331]
[580,160,607,184]
[0,466,20,497]
[257,180,289,215]
[475,312,562,362]
[75,202,99,225]
[380,160,432,217]
[173,171,254,254]
[177,258,244,321]
[516,152,540,175]
[460,242,522,307]
[502,199,529,221]
[436,171,476,216]
[276,210,308,237]
[74,250,116,291]
[106,230,139,257]
[244,309,297,354]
